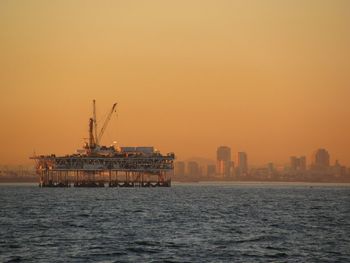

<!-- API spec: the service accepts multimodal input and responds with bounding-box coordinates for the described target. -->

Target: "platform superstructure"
[30,100,175,187]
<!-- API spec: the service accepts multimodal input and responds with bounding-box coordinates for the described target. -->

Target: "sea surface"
[0,182,349,262]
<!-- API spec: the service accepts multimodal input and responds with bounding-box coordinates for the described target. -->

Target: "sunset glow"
[1,0,349,166]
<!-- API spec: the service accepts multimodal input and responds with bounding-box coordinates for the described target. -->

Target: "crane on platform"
[97,102,117,144]
[86,100,117,154]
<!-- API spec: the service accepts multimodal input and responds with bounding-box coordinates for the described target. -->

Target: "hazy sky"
[1,0,349,166]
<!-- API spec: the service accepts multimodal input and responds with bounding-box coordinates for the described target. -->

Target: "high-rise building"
[216,146,231,178]
[313,148,330,169]
[174,161,185,177]
[187,161,200,177]
[238,152,248,176]
[290,156,306,171]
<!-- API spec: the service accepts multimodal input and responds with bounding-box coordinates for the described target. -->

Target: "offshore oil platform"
[30,100,175,187]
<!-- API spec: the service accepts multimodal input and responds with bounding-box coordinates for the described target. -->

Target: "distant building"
[174,161,185,177]
[187,161,200,177]
[290,156,306,171]
[207,164,216,177]
[312,148,330,170]
[238,152,248,176]
[216,146,231,178]
[331,160,347,177]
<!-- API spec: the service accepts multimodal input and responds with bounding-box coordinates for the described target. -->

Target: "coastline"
[1,178,350,186]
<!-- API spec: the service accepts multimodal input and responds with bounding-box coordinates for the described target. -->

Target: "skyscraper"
[313,148,330,169]
[238,152,248,176]
[216,146,231,178]
[290,156,306,171]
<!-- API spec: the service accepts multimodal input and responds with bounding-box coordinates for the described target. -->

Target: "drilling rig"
[30,100,175,187]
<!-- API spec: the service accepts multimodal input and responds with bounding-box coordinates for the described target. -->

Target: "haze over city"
[1,0,349,166]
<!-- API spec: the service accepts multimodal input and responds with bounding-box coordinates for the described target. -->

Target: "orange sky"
[1,0,349,166]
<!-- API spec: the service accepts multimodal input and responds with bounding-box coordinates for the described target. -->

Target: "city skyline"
[173,146,349,182]
[175,147,346,168]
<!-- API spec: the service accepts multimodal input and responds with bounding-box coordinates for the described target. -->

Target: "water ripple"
[0,183,349,262]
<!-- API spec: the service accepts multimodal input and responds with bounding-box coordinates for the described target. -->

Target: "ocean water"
[0,182,349,262]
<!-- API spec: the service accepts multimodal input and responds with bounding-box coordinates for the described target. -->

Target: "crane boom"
[97,103,117,143]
